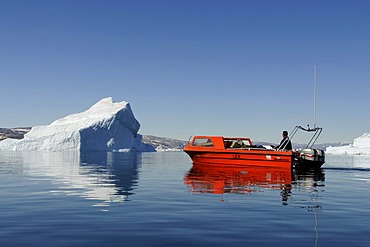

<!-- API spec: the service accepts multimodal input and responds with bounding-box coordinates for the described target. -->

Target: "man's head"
[282,131,288,138]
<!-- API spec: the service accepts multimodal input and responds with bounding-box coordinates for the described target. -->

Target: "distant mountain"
[0,127,345,151]
[142,135,186,150]
[311,142,351,150]
[0,127,31,141]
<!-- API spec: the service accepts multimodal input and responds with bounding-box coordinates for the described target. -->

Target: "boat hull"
[184,149,294,168]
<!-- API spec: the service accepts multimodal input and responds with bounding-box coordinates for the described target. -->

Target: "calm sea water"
[0,151,369,247]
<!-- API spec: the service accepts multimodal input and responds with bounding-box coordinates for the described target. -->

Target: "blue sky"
[1,0,369,144]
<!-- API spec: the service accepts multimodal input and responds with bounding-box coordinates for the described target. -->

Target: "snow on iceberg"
[326,133,370,155]
[0,97,154,152]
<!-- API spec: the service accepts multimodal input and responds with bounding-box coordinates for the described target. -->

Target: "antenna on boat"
[289,64,323,148]
[313,64,317,129]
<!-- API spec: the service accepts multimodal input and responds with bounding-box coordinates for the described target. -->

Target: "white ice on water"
[326,133,370,155]
[0,97,153,152]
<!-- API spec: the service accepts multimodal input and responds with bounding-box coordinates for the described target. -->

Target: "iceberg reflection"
[325,154,370,170]
[8,151,140,207]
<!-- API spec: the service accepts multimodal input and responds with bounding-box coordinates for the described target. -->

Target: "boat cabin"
[189,136,269,150]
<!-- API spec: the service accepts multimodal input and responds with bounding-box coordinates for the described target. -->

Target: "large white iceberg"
[0,97,154,152]
[326,133,370,155]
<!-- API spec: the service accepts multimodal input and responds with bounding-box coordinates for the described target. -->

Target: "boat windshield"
[192,138,214,147]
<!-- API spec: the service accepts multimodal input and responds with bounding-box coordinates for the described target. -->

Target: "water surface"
[0,151,369,246]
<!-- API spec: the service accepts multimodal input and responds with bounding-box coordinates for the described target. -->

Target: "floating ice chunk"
[0,97,152,152]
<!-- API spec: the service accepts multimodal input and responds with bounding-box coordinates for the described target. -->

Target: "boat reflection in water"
[185,162,325,205]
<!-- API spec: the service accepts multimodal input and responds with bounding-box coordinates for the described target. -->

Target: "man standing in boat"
[273,130,292,151]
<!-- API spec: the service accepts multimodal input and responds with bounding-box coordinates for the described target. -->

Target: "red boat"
[183,126,325,169]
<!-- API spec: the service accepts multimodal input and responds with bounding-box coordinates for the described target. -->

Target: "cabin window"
[192,138,214,147]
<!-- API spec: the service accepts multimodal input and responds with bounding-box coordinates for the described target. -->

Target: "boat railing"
[288,125,323,149]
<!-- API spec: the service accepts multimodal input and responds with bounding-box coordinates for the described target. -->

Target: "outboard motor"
[300,148,325,162]
[295,148,325,169]
[289,125,325,169]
